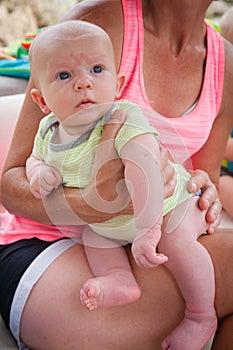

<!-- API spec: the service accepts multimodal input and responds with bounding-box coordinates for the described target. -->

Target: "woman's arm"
[0,99,128,225]
[189,39,233,233]
[0,79,50,220]
[0,1,127,225]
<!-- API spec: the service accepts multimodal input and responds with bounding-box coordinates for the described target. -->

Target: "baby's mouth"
[77,99,95,109]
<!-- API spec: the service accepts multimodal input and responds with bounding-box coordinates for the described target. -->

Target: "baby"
[26,20,217,350]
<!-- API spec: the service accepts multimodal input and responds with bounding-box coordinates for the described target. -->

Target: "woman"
[219,8,233,219]
[0,1,232,349]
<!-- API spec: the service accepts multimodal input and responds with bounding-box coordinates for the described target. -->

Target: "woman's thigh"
[199,232,233,349]
[200,232,233,318]
[20,233,233,350]
[20,243,185,350]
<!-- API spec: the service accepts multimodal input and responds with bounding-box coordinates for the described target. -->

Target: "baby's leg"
[80,226,141,310]
[159,196,217,350]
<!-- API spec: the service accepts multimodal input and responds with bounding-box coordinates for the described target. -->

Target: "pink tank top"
[119,0,225,164]
[0,0,225,244]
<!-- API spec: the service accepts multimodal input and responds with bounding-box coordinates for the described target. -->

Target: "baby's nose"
[74,77,92,90]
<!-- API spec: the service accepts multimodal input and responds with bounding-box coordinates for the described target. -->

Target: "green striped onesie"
[32,99,192,242]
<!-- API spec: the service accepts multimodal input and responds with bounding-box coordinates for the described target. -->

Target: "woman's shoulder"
[61,0,122,32]
[223,38,233,80]
[221,39,233,117]
[217,9,233,127]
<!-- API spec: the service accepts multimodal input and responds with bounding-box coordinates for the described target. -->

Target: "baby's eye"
[91,65,103,74]
[57,72,71,80]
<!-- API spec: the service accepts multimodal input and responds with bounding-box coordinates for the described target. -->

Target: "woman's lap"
[199,232,233,319]
[19,242,185,350]
[0,232,232,349]
[199,232,233,349]
[20,235,232,350]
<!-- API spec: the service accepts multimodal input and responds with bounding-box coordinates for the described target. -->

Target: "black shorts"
[0,238,56,328]
[0,237,76,349]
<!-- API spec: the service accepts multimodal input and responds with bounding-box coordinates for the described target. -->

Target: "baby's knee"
[158,233,184,257]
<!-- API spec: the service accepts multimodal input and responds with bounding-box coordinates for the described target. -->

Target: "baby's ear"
[31,88,51,114]
[115,73,126,98]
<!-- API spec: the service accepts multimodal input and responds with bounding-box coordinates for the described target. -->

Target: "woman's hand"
[187,169,222,234]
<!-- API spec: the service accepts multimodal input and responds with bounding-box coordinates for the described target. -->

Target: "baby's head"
[29,20,125,127]
[29,20,117,85]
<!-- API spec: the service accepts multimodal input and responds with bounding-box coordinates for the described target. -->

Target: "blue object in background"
[0,58,30,79]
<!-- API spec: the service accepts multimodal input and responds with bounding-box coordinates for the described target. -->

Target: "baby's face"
[37,31,122,134]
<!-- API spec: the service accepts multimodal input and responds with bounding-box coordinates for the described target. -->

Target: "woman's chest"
[142,37,206,118]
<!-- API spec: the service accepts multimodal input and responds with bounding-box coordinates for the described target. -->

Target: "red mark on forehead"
[70,52,91,67]
[69,52,81,64]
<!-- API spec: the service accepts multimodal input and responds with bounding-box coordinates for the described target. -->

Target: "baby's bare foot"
[80,271,141,310]
[162,311,217,350]
[80,282,100,310]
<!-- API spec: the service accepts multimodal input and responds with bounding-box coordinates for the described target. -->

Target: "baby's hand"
[132,228,168,268]
[29,165,62,199]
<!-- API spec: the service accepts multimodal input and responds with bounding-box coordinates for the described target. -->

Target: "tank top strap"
[119,0,147,106]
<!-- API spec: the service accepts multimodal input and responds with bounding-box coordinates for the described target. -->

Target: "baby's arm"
[26,155,62,199]
[121,133,168,268]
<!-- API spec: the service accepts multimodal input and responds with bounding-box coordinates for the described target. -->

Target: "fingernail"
[208,227,214,235]
[211,213,216,221]
[190,182,197,192]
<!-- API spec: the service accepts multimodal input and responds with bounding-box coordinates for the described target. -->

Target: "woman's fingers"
[187,169,222,233]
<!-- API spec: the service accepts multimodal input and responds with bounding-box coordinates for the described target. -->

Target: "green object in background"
[8,28,44,60]
[0,28,45,79]
[206,19,220,33]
